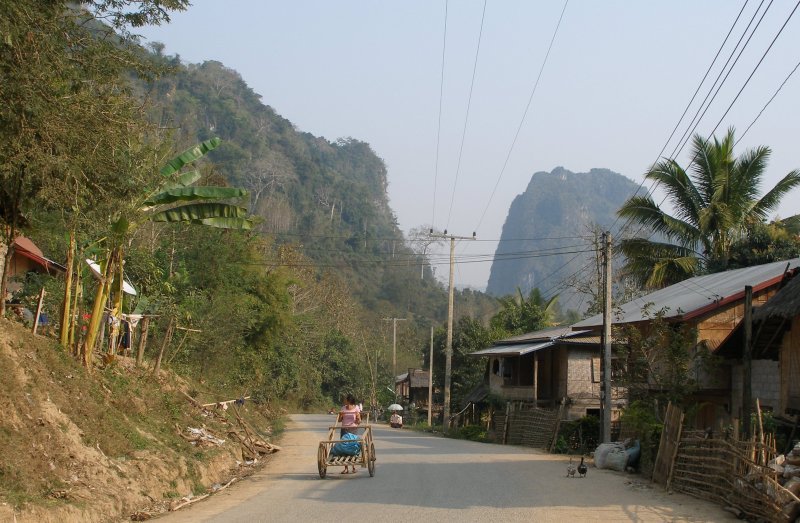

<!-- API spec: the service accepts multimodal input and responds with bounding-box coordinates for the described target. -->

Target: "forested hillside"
[2,3,499,417]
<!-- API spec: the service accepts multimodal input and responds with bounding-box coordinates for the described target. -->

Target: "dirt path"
[154,414,738,522]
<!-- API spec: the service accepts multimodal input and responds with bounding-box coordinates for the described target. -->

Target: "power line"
[622,0,800,245]
[245,247,596,269]
[736,57,800,144]
[669,0,774,160]
[263,230,590,243]
[616,0,766,240]
[472,0,569,234]
[445,0,488,230]
[608,0,751,235]
[431,0,449,229]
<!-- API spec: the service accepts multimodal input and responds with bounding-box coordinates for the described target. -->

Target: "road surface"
[156,414,736,522]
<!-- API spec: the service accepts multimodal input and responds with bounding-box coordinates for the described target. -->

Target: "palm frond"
[751,169,800,221]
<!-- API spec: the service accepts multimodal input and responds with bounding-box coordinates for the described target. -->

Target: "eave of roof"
[572,258,800,329]
[470,341,553,357]
[14,247,67,273]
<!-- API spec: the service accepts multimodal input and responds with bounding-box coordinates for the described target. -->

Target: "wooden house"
[395,368,431,408]
[716,271,800,419]
[469,326,620,420]
[573,257,800,428]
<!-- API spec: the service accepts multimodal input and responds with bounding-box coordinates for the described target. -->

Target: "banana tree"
[81,138,252,367]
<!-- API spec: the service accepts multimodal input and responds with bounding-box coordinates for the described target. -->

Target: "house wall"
[566,347,599,419]
[696,290,775,351]
[781,316,800,414]
[730,359,780,418]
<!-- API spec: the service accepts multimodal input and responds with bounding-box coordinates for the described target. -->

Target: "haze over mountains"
[486,167,640,310]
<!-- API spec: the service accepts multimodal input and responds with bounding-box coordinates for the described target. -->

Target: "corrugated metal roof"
[470,341,553,357]
[573,258,800,329]
[494,325,577,344]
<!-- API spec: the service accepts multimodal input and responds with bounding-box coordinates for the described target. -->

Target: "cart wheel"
[367,442,375,477]
[317,444,327,479]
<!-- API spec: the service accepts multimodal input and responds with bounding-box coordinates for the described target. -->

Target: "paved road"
[157,414,736,522]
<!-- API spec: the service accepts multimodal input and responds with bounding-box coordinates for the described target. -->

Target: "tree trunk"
[60,230,76,346]
[108,247,125,355]
[69,266,82,356]
[0,235,15,318]
[153,316,174,376]
[82,247,118,368]
[136,316,150,367]
[0,168,23,319]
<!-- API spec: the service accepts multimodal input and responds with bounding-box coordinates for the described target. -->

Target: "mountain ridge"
[486,167,640,310]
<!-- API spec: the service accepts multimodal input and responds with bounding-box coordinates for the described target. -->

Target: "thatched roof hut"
[753,273,800,322]
[751,274,800,359]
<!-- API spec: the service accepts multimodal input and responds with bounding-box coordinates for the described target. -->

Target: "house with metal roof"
[574,257,800,428]
[469,325,621,420]
[715,271,800,419]
[394,368,432,409]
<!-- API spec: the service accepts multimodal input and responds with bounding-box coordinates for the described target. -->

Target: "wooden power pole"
[429,230,475,431]
[602,231,613,443]
[743,285,753,439]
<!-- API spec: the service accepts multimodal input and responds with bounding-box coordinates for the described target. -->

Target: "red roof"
[12,236,66,274]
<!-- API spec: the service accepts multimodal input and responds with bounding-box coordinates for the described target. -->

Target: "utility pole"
[601,231,613,443]
[429,230,475,431]
[383,317,406,397]
[743,285,753,439]
[428,325,434,427]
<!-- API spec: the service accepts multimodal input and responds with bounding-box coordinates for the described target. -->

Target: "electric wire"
[615,0,766,241]
[668,0,772,160]
[431,0,449,229]
[264,230,590,243]
[472,0,569,234]
[735,57,800,145]
[607,0,750,235]
[250,247,597,269]
[621,0,800,246]
[445,0,487,230]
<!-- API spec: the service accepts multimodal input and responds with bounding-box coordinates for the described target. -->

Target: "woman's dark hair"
[345,393,356,405]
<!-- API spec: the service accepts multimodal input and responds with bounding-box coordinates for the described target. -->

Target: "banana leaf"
[144,186,248,206]
[161,170,202,191]
[160,137,222,177]
[194,217,253,230]
[150,202,248,223]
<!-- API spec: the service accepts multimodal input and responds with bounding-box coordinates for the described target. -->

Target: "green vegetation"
[618,128,800,288]
[0,0,503,425]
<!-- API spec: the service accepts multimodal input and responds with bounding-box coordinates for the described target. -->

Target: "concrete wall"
[730,359,780,419]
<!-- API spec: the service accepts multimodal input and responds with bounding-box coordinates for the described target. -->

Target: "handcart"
[317,418,375,479]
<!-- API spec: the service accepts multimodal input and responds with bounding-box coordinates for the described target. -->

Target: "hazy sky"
[137,1,800,290]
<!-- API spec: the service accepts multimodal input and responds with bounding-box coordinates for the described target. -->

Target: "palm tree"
[490,287,558,336]
[618,128,800,288]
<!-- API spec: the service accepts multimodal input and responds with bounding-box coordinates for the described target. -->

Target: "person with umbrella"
[388,404,403,428]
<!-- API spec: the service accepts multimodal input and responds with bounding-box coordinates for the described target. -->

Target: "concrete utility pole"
[601,231,613,443]
[383,317,406,396]
[429,230,475,431]
[428,325,434,427]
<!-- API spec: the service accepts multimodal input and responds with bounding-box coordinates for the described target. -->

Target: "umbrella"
[387,404,403,411]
